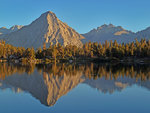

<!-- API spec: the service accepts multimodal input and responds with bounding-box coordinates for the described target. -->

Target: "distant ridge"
[0,25,23,35]
[82,24,150,43]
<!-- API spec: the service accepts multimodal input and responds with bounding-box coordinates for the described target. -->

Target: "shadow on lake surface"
[0,63,150,107]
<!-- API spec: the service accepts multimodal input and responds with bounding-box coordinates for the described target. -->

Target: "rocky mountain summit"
[0,11,84,48]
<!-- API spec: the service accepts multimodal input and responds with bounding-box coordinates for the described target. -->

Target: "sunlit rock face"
[0,11,84,48]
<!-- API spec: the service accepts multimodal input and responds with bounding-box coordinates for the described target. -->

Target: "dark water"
[0,63,150,113]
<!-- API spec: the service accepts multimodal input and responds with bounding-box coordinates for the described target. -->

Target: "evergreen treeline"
[0,39,150,61]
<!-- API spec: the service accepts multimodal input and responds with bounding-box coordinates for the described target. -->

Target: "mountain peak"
[41,11,57,20]
[82,24,134,43]
[109,24,115,27]
[0,11,84,48]
[45,11,55,14]
[97,24,115,30]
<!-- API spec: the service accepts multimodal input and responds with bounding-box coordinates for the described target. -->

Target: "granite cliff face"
[0,11,84,48]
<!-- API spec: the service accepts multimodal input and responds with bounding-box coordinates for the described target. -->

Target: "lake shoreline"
[0,57,150,65]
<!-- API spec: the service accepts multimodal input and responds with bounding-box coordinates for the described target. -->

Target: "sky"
[0,0,150,33]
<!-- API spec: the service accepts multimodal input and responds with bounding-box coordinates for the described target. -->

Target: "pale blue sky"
[0,0,150,33]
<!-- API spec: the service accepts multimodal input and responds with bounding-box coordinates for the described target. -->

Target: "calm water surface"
[0,63,150,113]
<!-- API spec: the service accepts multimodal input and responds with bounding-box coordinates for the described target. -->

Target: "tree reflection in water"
[0,63,150,106]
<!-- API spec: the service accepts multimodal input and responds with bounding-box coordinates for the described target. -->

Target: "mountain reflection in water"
[0,63,150,106]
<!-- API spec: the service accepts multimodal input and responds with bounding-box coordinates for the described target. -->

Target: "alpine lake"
[0,62,150,113]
